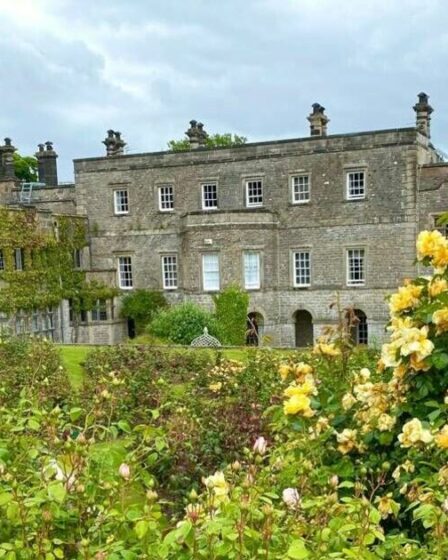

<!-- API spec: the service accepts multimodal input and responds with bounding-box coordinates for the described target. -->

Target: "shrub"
[120,289,167,335]
[213,284,249,345]
[147,301,220,345]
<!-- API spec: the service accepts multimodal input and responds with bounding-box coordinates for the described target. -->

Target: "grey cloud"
[0,0,447,179]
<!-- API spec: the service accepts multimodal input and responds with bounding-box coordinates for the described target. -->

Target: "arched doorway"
[294,310,313,348]
[246,312,264,346]
[351,309,368,345]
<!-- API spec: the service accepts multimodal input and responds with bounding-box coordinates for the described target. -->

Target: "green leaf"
[48,481,67,504]
[70,407,83,422]
[0,493,13,506]
[287,540,309,559]
[135,519,149,539]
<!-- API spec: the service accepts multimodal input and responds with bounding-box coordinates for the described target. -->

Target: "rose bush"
[1,229,448,557]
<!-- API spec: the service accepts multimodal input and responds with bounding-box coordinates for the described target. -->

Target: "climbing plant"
[0,208,118,322]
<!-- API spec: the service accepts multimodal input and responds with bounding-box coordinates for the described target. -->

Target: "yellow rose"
[283,394,312,416]
[433,308,448,335]
[416,230,446,260]
[398,418,433,448]
[336,429,358,455]
[377,413,396,432]
[342,393,357,410]
[435,425,448,449]
[313,342,341,357]
[294,362,313,380]
[278,364,291,380]
[429,277,448,298]
[433,243,448,272]
[389,284,423,315]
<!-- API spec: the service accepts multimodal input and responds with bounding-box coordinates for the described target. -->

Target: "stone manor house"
[0,93,447,346]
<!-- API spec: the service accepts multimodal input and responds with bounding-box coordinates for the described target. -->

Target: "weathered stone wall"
[73,127,443,346]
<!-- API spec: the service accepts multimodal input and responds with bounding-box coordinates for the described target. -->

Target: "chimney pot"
[307,103,329,137]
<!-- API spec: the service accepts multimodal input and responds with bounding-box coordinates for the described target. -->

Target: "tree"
[120,289,168,335]
[13,153,38,182]
[168,133,247,152]
[213,285,249,346]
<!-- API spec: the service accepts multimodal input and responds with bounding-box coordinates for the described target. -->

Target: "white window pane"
[202,183,218,209]
[203,254,220,291]
[118,256,133,289]
[347,249,365,285]
[159,186,174,210]
[294,251,310,286]
[114,190,129,214]
[347,171,365,200]
[244,252,260,289]
[246,180,263,207]
[292,175,310,203]
[162,255,178,289]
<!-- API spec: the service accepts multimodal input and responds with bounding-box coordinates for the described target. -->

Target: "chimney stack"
[35,141,58,186]
[185,120,208,149]
[307,103,329,137]
[102,130,126,156]
[413,92,433,137]
[0,138,17,181]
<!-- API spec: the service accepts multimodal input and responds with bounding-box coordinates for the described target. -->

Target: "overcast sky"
[0,0,447,180]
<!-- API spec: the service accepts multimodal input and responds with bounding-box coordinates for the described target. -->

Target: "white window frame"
[293,250,311,287]
[346,170,366,200]
[243,251,261,290]
[346,248,365,286]
[114,189,129,215]
[291,175,310,204]
[245,179,263,208]
[118,256,133,290]
[202,253,220,292]
[158,185,174,212]
[162,255,178,290]
[14,248,24,271]
[201,183,218,210]
[91,299,108,321]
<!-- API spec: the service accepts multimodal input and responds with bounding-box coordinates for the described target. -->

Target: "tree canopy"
[13,153,38,182]
[167,133,247,152]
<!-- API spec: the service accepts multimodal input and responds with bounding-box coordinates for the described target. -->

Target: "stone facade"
[70,94,448,346]
[1,93,448,346]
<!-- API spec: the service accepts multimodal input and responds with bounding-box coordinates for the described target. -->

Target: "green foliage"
[120,289,168,335]
[213,284,249,345]
[0,209,118,333]
[12,153,38,182]
[147,301,220,344]
[168,133,247,152]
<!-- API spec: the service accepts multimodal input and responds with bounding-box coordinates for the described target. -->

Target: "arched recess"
[294,309,314,348]
[351,308,368,345]
[246,311,264,346]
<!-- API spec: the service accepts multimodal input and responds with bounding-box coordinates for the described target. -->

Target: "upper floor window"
[162,255,178,289]
[91,299,108,321]
[73,249,82,269]
[246,179,263,207]
[159,185,174,211]
[293,251,311,287]
[118,256,133,289]
[202,183,218,210]
[346,171,365,200]
[244,251,260,290]
[202,253,220,291]
[347,248,365,286]
[14,248,24,271]
[0,250,4,271]
[114,189,129,214]
[292,175,310,204]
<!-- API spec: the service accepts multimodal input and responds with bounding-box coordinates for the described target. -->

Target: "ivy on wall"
[0,208,118,315]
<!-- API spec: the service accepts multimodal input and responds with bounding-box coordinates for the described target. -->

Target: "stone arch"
[350,308,368,345]
[293,309,314,348]
[246,311,264,346]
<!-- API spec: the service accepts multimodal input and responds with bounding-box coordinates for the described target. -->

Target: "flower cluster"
[280,362,317,418]
[202,471,230,507]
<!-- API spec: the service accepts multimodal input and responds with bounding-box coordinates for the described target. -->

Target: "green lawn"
[58,345,92,389]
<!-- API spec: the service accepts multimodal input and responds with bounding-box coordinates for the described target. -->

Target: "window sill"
[163,287,178,291]
[114,212,129,216]
[291,201,311,206]
[344,198,367,203]
[158,209,175,214]
[293,285,311,289]
[347,283,366,288]
[119,286,134,291]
